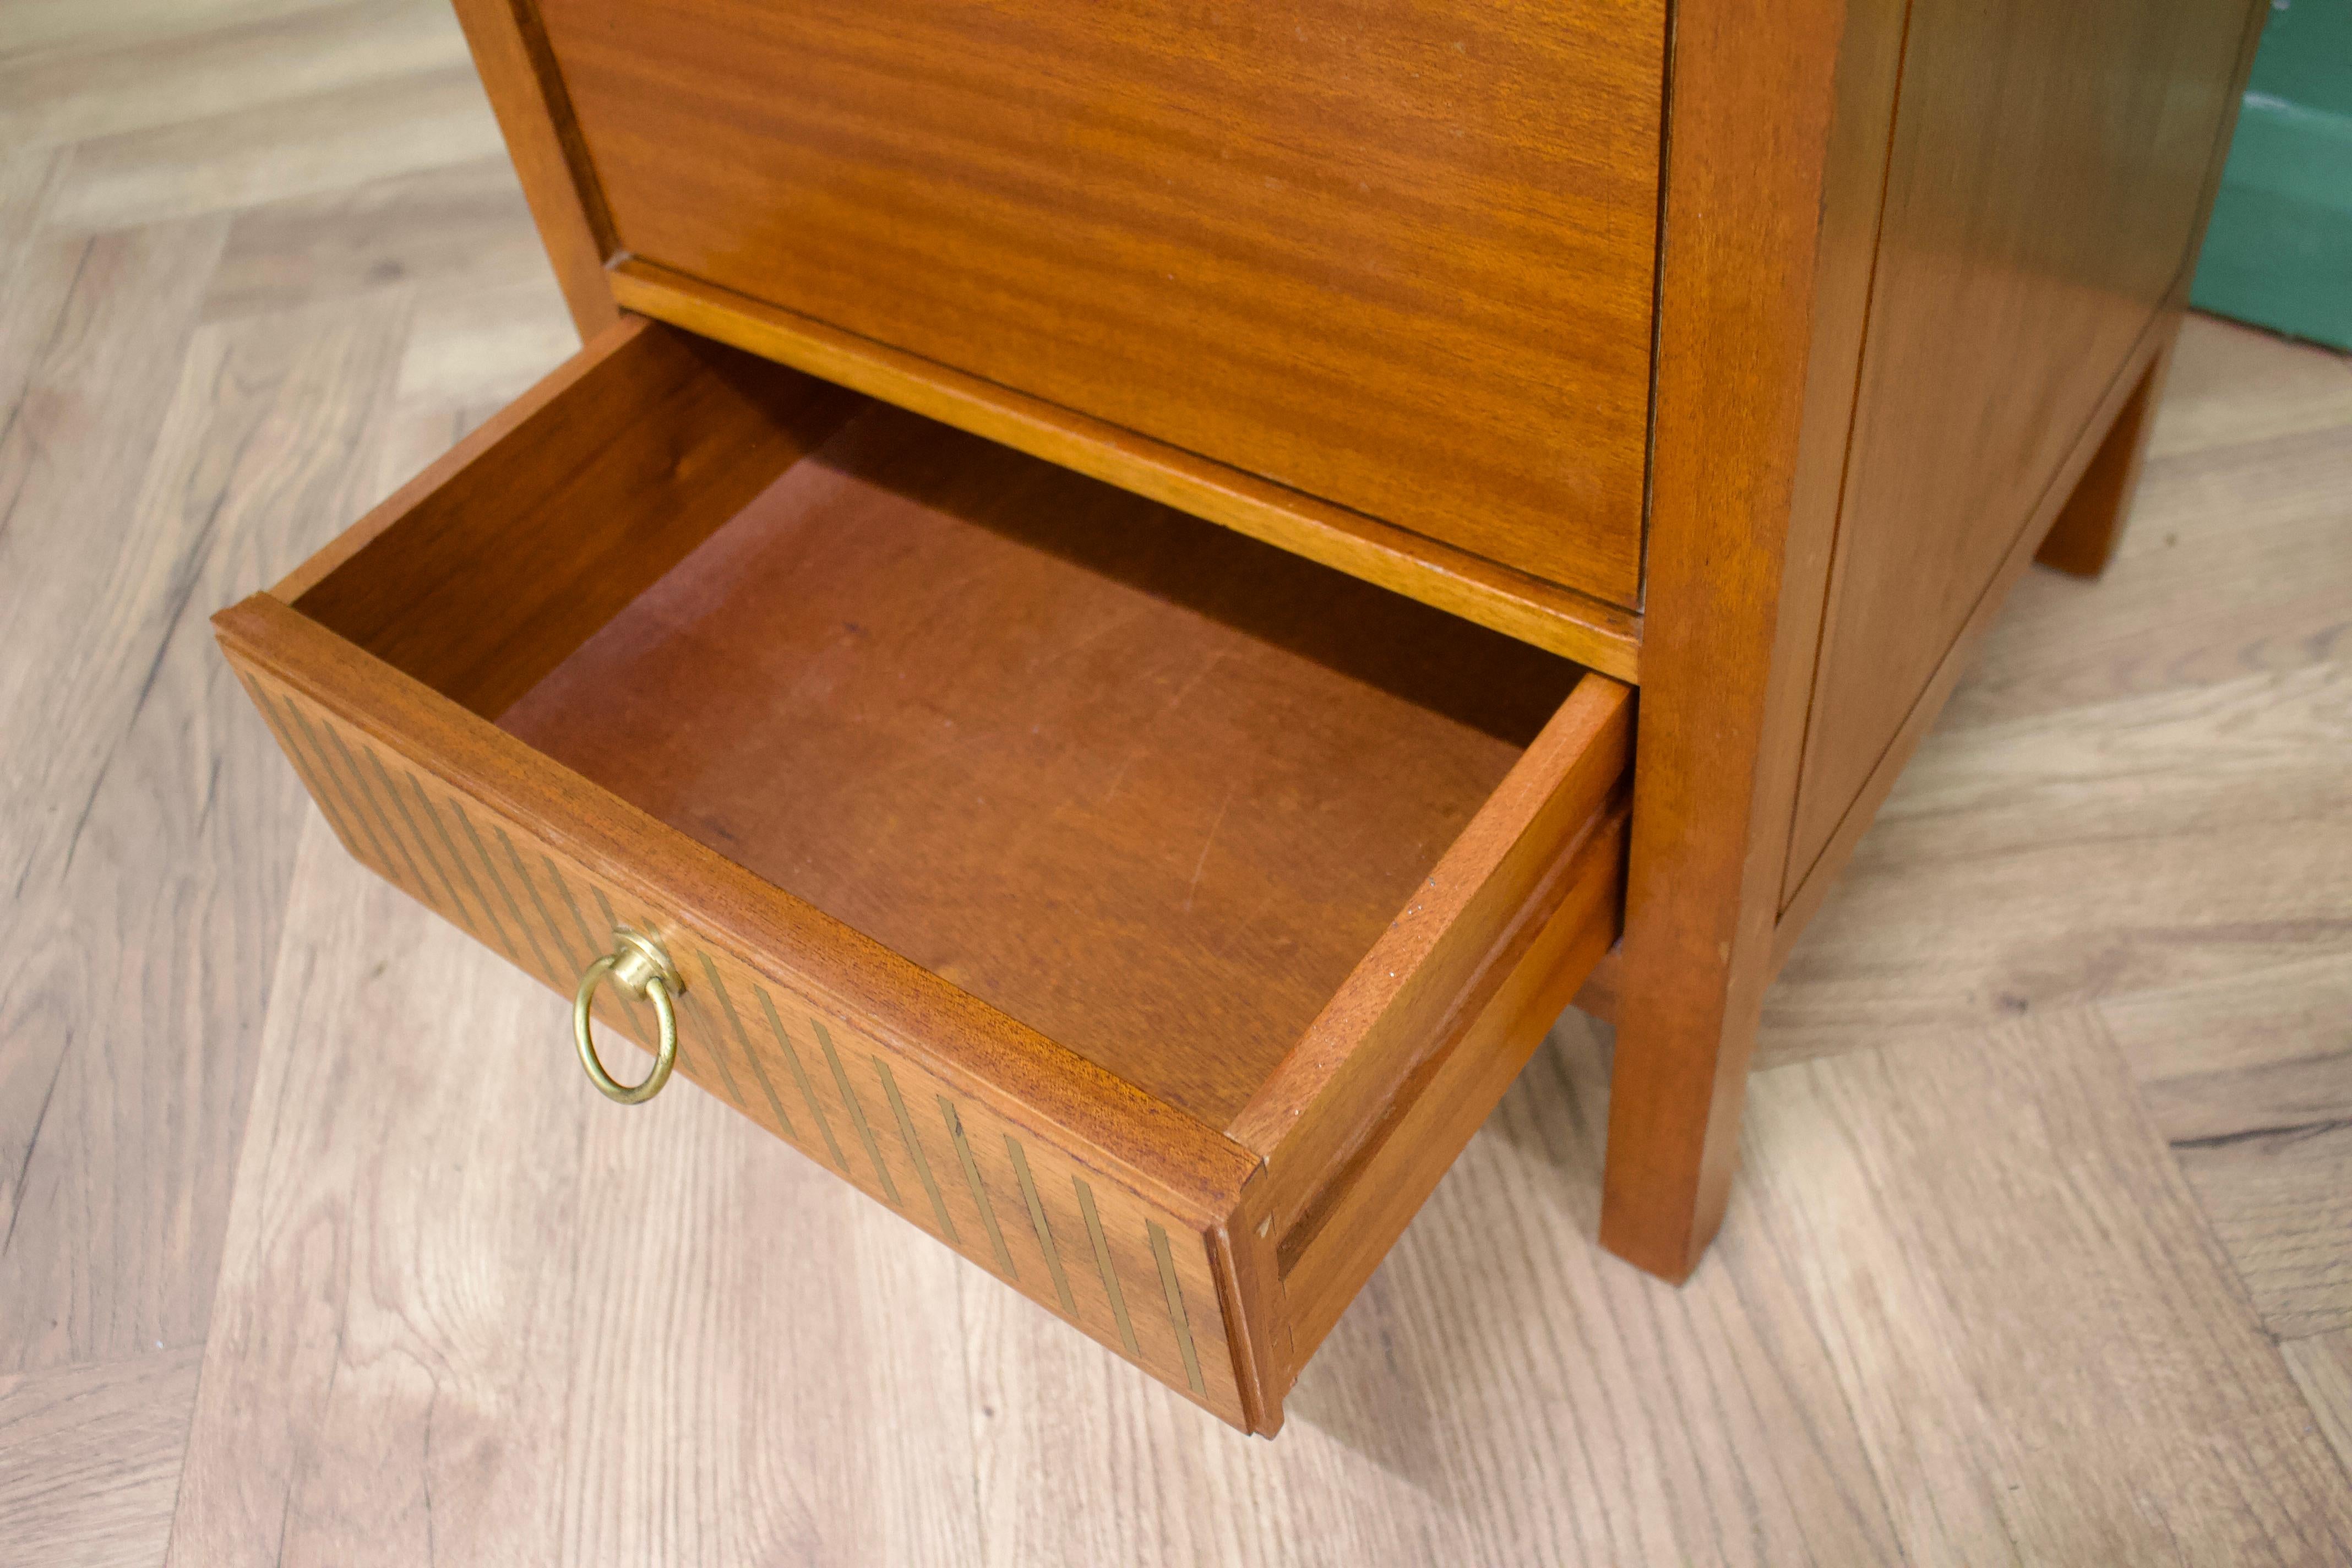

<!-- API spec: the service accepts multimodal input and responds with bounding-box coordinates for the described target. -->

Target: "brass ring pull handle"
[573,927,686,1105]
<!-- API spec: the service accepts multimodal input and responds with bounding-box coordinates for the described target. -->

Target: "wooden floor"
[2,4,2348,1563]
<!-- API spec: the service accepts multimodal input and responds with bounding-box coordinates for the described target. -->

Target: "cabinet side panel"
[1784,0,2266,895]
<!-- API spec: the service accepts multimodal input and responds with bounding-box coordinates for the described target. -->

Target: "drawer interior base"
[497,401,1584,1125]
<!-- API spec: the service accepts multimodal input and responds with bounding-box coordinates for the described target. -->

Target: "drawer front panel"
[228,655,1251,1428]
[533,0,1664,606]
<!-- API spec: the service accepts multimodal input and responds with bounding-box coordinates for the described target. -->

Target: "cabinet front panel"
[535,0,1664,606]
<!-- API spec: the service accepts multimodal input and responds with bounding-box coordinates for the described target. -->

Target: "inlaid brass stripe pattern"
[1148,1221,1206,1396]
[372,746,469,922]
[260,686,367,857]
[285,695,396,875]
[497,825,584,979]
[323,719,438,913]
[700,955,797,1139]
[409,769,521,964]
[238,673,360,853]
[1007,1134,1077,1316]
[1075,1177,1140,1358]
[756,985,847,1172]
[941,1097,1016,1279]
[667,960,747,1108]
[815,1019,901,1206]
[232,662,1245,1427]
[874,1059,958,1244]
[451,797,562,986]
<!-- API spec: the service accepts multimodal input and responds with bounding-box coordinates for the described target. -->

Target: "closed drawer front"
[529,0,1664,607]
[215,318,1630,1433]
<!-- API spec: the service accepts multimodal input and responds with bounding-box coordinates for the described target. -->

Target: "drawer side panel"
[225,651,1254,1430]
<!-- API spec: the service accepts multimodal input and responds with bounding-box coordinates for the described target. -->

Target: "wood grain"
[2155,1047,2352,1339]
[959,1011,1908,1568]
[1746,1007,2352,1563]
[166,824,987,1566]
[2284,1332,2352,1484]
[446,0,616,339]
[1273,802,1625,1375]
[222,624,1264,1425]
[1784,0,2265,891]
[1598,0,1901,1282]
[959,1002,2352,1563]
[0,0,344,58]
[539,0,1664,603]
[224,336,1634,1423]
[1763,655,2352,1064]
[0,0,467,150]
[8,0,2349,1549]
[0,1348,204,1568]
[290,316,863,716]
[1771,313,2180,962]
[506,396,1588,1126]
[1231,677,1626,1244]
[202,156,553,323]
[0,228,410,1376]
[1939,314,2352,732]
[1761,309,2352,1075]
[610,261,1647,680]
[39,65,505,236]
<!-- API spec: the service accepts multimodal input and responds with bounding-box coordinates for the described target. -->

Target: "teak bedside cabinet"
[211,0,2264,1433]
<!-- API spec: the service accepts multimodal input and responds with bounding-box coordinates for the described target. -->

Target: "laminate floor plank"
[0,0,347,61]
[0,282,410,1378]
[2148,312,2352,461]
[40,64,504,238]
[0,143,67,285]
[2284,1332,2352,1484]
[2104,948,2352,1086]
[0,1347,203,1568]
[0,0,469,151]
[957,1265,1480,1568]
[1745,1008,2352,1565]
[167,828,984,1567]
[2106,935,2352,1341]
[1762,658,2352,1064]
[1765,315,2352,1072]
[202,156,552,324]
[1,217,234,1358]
[955,1002,2352,1564]
[1300,1016,1902,1568]
[1946,418,2352,730]
[1946,314,2352,732]
[2169,1099,2352,1340]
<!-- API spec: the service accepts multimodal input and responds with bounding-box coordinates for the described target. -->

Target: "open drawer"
[212,319,1631,1434]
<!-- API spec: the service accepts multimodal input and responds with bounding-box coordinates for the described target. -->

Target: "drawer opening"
[494,401,1585,1125]
[236,319,1631,1431]
[295,324,1585,1125]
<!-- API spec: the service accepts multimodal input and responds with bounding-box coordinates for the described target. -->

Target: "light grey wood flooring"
[1,3,2347,1563]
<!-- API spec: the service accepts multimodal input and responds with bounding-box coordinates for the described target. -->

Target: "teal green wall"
[2191,0,2352,350]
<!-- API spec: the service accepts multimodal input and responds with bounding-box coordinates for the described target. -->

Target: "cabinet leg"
[2035,326,2176,578]
[1597,973,1758,1283]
